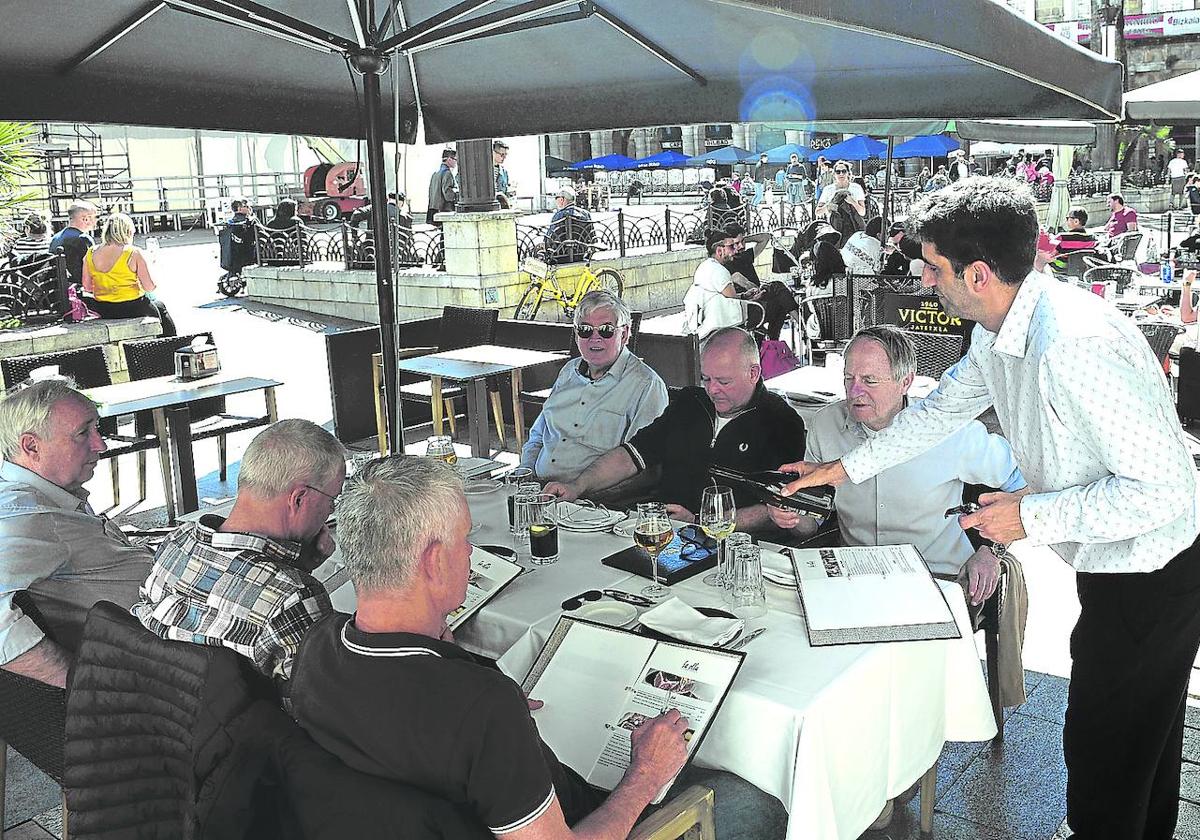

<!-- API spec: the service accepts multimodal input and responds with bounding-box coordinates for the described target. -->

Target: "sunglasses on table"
[575,323,619,339]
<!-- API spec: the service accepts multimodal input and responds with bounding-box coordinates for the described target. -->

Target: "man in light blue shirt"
[522,290,667,483]
[0,379,151,687]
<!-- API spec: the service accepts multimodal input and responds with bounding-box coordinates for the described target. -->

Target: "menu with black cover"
[521,617,744,803]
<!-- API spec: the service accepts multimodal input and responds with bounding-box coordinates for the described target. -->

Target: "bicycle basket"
[523,257,549,280]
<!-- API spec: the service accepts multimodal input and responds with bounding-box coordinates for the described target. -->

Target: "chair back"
[1082,265,1138,295]
[1115,231,1143,263]
[1060,250,1102,280]
[911,332,966,380]
[1137,322,1183,367]
[0,591,66,784]
[0,346,118,436]
[123,332,226,437]
[438,306,499,353]
[325,326,382,444]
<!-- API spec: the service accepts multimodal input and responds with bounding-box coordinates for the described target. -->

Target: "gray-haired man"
[521,290,667,483]
[134,419,344,693]
[0,379,151,687]
[293,456,786,840]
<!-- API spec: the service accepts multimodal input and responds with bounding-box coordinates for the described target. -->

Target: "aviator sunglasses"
[575,323,619,340]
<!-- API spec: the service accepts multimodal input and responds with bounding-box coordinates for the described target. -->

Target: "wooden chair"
[0,346,163,509]
[0,592,69,839]
[629,785,715,840]
[122,332,275,496]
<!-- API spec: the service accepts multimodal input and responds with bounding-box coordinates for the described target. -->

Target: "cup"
[729,543,767,619]
[509,480,541,535]
[723,533,753,601]
[425,435,457,465]
[522,494,559,565]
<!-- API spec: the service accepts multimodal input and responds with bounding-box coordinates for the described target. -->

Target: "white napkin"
[638,597,744,647]
[760,549,797,586]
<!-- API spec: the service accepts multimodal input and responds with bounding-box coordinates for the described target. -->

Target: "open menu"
[788,544,961,646]
[446,547,522,631]
[521,617,744,804]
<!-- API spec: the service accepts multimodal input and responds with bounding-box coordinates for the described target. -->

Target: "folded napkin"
[638,597,744,647]
[760,549,797,586]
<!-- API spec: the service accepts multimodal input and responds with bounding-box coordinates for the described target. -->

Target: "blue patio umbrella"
[569,153,639,171]
[685,145,758,166]
[634,150,693,169]
[762,142,810,164]
[808,134,887,162]
[892,134,962,159]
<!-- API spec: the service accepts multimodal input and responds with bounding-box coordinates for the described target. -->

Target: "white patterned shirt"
[842,270,1198,574]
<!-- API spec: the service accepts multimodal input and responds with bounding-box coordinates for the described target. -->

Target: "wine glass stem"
[651,549,660,589]
[717,538,725,584]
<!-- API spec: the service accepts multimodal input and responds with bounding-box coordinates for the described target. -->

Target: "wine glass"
[424,435,457,465]
[634,502,673,600]
[699,486,736,587]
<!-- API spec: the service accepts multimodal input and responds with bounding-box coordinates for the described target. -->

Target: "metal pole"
[359,63,402,454]
[882,136,895,247]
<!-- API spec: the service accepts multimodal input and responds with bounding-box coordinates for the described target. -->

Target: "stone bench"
[0,317,164,380]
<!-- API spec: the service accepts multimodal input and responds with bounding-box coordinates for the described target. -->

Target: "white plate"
[557,502,625,531]
[570,601,639,628]
[463,480,501,495]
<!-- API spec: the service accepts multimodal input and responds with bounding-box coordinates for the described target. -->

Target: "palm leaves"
[0,121,38,214]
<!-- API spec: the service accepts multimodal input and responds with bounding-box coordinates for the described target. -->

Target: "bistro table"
[395,345,565,458]
[85,372,280,522]
[325,488,997,840]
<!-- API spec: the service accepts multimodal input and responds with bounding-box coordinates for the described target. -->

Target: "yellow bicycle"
[515,257,625,321]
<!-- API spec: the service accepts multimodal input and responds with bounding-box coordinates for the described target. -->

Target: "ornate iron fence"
[251,223,444,271]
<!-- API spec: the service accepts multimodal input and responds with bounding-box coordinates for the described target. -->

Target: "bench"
[0,317,163,381]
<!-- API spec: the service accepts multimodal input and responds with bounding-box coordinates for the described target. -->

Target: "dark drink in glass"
[529,523,559,564]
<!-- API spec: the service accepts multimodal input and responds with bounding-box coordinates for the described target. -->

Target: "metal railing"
[0,252,69,323]
[251,222,445,271]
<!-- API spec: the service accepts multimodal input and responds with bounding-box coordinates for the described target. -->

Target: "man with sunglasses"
[522,290,667,483]
[134,419,344,703]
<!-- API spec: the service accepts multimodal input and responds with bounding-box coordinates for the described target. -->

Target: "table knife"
[727,627,766,651]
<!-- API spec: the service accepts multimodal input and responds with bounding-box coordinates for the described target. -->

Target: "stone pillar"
[455,138,499,212]
[439,209,520,277]
[734,125,749,150]
[632,129,650,159]
[683,125,701,156]
[549,133,570,160]
[785,129,803,146]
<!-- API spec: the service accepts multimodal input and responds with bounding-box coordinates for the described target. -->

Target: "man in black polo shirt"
[546,327,806,532]
[293,456,787,839]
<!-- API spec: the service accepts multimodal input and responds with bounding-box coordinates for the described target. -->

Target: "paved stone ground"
[6,223,1200,838]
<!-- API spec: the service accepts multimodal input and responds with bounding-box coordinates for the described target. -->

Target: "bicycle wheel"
[592,268,624,298]
[514,285,543,320]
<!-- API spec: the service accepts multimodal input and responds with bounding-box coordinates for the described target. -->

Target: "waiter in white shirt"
[779,177,1200,840]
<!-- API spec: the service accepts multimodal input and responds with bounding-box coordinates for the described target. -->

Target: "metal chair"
[122,332,274,493]
[1059,249,1105,281]
[1083,265,1140,296]
[910,332,966,380]
[397,306,505,444]
[0,592,68,838]
[1109,231,1144,268]
[1137,322,1184,370]
[0,347,162,508]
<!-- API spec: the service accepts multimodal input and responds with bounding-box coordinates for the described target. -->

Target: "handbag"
[759,338,802,380]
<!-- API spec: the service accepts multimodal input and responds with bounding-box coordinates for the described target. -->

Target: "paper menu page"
[585,641,744,797]
[793,545,954,631]
[525,622,656,782]
[445,546,521,630]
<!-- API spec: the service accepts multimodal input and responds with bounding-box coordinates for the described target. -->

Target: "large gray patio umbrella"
[1125,69,1200,122]
[0,0,1124,453]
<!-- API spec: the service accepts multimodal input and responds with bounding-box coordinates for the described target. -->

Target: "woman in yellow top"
[82,212,176,336]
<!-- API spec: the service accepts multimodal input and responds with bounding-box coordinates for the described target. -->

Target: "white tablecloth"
[327,488,997,840]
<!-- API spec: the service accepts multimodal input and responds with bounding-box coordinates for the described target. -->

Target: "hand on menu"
[958,491,1028,545]
[544,481,579,502]
[778,459,850,497]
[628,710,690,788]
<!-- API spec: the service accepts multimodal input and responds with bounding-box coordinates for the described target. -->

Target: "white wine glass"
[699,485,736,587]
[634,502,673,600]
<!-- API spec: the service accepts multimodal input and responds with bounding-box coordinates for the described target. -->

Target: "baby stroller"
[217,219,257,297]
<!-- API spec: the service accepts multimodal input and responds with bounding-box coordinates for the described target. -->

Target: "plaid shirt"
[133,514,332,684]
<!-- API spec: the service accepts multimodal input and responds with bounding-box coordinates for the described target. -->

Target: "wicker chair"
[0,347,163,507]
[1058,250,1105,281]
[0,592,68,837]
[1137,322,1184,369]
[122,332,274,487]
[1083,265,1140,296]
[397,306,507,444]
[1109,231,1144,268]
[910,332,966,380]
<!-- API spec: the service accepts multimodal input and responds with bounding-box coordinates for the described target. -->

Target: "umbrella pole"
[359,61,402,454]
[882,136,894,245]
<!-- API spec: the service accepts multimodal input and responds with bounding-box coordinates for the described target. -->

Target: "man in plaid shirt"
[133,420,344,697]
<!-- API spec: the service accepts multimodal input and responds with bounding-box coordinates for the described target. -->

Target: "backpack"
[759,338,802,380]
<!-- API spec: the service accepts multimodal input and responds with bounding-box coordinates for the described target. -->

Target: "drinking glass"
[729,543,768,619]
[699,486,736,587]
[524,494,560,565]
[634,502,673,600]
[508,480,541,536]
[424,435,457,465]
[723,533,753,603]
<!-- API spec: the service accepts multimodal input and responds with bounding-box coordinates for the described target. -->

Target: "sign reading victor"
[879,293,972,337]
